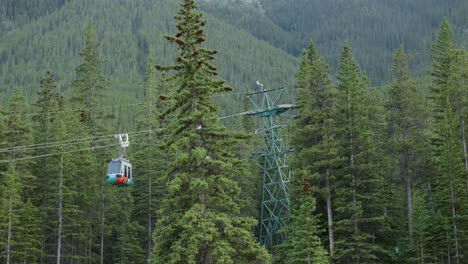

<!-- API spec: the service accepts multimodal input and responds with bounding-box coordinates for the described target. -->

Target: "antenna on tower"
[256,80,264,91]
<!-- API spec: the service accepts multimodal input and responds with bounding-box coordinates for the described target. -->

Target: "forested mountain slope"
[1,0,467,101]
[0,0,298,115]
[202,0,468,83]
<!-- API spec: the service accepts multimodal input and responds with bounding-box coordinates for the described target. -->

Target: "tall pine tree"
[433,100,467,263]
[32,71,59,262]
[286,39,337,260]
[131,55,167,263]
[385,46,427,250]
[151,1,269,263]
[333,43,388,263]
[71,20,108,135]
[0,164,41,263]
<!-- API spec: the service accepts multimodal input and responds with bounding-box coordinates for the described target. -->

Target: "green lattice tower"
[247,86,294,252]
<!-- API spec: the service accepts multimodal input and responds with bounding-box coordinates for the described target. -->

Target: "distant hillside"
[0,0,298,117]
[1,0,468,108]
[202,0,468,83]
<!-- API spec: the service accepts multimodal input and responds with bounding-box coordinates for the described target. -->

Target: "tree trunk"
[100,183,105,264]
[7,192,13,264]
[56,155,64,264]
[326,170,334,258]
[147,174,153,263]
[147,114,153,263]
[406,172,414,245]
[461,116,468,176]
[450,172,460,264]
[347,88,358,232]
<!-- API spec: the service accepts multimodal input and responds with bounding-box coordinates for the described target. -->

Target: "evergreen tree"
[333,43,388,263]
[433,101,467,263]
[32,71,59,261]
[71,20,108,134]
[430,18,458,156]
[431,17,455,115]
[34,71,59,149]
[43,96,79,263]
[152,1,269,263]
[0,164,23,264]
[70,21,111,262]
[4,89,34,173]
[385,46,427,250]
[15,198,42,263]
[287,39,338,259]
[131,55,168,263]
[429,19,468,262]
[281,195,329,264]
[0,164,41,263]
[446,48,468,175]
[106,189,145,264]
[407,190,434,263]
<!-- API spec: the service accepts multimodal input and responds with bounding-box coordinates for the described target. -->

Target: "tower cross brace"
[247,86,294,252]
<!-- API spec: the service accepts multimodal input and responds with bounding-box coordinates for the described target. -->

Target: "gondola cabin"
[106,158,133,186]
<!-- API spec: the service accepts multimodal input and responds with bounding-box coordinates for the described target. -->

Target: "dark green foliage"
[151,1,269,263]
[3,89,35,195]
[0,164,42,263]
[130,55,169,262]
[286,40,338,261]
[431,18,457,123]
[1,1,468,263]
[4,89,34,160]
[333,43,388,263]
[71,20,108,133]
[106,189,145,264]
[432,101,467,263]
[426,19,468,262]
[206,0,465,83]
[15,199,42,263]
[280,195,329,264]
[0,164,23,263]
[385,46,429,255]
[0,0,298,120]
[32,71,60,262]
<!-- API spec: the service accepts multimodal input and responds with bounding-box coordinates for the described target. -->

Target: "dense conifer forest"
[0,0,468,263]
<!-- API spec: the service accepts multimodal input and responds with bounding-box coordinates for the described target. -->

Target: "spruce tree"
[408,190,434,263]
[15,198,42,263]
[151,1,269,263]
[0,164,41,263]
[386,46,427,249]
[70,21,111,262]
[71,20,108,134]
[33,71,59,261]
[281,195,329,264]
[44,96,81,263]
[430,18,458,155]
[433,101,467,263]
[0,164,23,264]
[131,55,168,263]
[105,188,145,264]
[429,20,468,262]
[4,89,34,173]
[287,39,337,259]
[333,43,388,263]
[431,17,455,113]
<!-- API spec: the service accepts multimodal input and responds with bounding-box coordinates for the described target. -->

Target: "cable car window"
[107,161,122,174]
[124,165,127,177]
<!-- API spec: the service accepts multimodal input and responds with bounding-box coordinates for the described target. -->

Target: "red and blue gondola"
[106,157,133,186]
